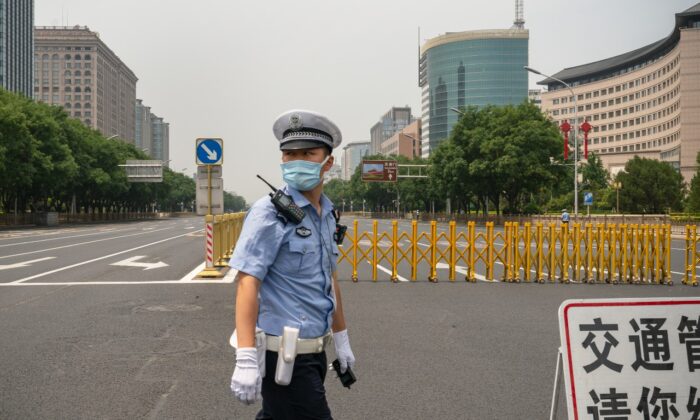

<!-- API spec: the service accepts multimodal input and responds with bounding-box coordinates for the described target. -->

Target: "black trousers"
[255,350,332,420]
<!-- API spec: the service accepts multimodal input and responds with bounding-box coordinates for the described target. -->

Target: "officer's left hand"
[332,329,355,374]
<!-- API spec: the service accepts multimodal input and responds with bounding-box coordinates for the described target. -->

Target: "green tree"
[581,153,610,192]
[431,102,562,214]
[224,191,247,212]
[686,152,700,212]
[615,156,684,213]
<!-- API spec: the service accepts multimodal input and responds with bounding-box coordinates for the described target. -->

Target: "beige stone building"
[34,26,137,143]
[538,4,700,183]
[380,119,422,159]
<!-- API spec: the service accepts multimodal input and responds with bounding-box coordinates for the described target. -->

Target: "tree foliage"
[686,152,700,212]
[615,156,684,213]
[430,102,562,214]
[0,88,199,213]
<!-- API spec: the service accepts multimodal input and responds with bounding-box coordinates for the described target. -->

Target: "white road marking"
[0,229,125,248]
[375,264,408,282]
[436,262,491,282]
[0,226,174,260]
[110,256,169,270]
[179,262,205,281]
[0,257,56,271]
[0,279,232,286]
[9,229,203,284]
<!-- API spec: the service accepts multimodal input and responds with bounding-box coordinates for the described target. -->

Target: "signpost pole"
[207,165,212,215]
[549,349,562,420]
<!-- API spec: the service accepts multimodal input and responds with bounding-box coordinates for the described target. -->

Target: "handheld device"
[331,208,347,245]
[257,175,305,224]
[331,359,357,389]
[334,224,347,245]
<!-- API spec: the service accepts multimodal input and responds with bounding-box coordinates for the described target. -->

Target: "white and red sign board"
[558,298,700,420]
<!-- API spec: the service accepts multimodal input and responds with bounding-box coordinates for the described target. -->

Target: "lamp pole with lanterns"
[525,66,581,217]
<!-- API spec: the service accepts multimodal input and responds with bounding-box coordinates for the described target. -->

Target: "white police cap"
[273,109,342,151]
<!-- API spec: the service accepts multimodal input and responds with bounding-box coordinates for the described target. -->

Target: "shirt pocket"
[287,238,317,274]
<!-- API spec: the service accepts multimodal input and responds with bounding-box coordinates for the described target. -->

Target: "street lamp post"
[525,66,580,217]
[612,181,622,214]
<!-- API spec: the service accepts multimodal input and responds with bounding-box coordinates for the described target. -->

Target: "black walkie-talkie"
[257,175,305,225]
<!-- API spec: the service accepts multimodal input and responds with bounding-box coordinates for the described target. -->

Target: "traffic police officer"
[229,109,355,419]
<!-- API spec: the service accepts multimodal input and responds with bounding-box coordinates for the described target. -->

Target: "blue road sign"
[196,138,223,165]
[584,192,593,206]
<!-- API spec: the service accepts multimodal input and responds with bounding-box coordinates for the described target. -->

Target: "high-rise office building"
[150,114,169,166]
[34,26,137,142]
[135,99,152,154]
[370,106,414,155]
[538,3,700,182]
[0,0,34,97]
[342,141,370,180]
[419,28,529,157]
[380,119,422,159]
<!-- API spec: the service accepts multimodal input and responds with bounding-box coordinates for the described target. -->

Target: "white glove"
[230,348,261,405]
[332,330,356,374]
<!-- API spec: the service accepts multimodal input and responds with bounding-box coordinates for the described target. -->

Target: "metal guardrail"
[213,216,697,286]
[337,220,684,285]
[198,213,245,278]
[683,225,700,286]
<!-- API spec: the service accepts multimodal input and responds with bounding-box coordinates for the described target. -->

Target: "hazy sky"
[35,0,698,203]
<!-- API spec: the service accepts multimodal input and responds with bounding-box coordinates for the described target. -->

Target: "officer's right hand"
[230,348,261,405]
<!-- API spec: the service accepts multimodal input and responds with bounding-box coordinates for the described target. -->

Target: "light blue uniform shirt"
[229,185,338,339]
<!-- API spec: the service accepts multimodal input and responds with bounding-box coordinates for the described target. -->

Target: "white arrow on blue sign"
[196,138,224,165]
[584,192,593,206]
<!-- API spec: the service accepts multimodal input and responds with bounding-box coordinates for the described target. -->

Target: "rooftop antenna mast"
[512,0,525,29]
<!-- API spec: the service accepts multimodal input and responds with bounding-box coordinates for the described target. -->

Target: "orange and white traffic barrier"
[198,214,223,278]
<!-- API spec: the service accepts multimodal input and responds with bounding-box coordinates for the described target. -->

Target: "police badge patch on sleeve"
[295,227,312,238]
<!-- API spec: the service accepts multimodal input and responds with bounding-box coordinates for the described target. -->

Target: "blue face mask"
[281,156,330,191]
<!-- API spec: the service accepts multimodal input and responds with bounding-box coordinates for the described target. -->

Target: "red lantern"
[560,120,571,161]
[580,120,592,160]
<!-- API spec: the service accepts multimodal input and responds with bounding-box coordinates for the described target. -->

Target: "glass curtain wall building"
[419,29,528,157]
[0,0,34,97]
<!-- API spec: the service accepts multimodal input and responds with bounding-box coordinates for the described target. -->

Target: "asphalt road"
[0,216,698,419]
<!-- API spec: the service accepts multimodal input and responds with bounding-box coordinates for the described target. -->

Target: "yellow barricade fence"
[684,225,700,286]
[337,221,682,285]
[198,212,245,278]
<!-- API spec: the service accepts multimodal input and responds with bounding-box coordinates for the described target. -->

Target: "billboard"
[361,160,397,182]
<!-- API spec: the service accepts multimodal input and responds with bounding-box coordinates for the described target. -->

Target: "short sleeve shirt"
[229,186,339,338]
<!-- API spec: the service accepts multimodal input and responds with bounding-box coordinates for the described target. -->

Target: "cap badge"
[289,114,303,130]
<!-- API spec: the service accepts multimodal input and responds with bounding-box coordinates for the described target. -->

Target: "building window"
[74,54,81,60]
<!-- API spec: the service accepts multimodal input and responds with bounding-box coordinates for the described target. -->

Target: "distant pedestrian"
[561,209,570,225]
